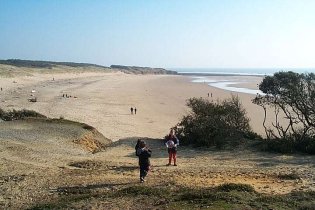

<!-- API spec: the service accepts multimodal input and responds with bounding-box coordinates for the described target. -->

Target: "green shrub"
[262,135,315,154]
[216,183,255,192]
[296,136,315,154]
[0,108,46,121]
[174,95,253,148]
[115,186,170,197]
[264,138,296,153]
[277,173,300,180]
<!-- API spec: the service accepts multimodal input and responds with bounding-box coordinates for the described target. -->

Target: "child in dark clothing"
[135,139,142,155]
[136,140,152,183]
[135,139,142,166]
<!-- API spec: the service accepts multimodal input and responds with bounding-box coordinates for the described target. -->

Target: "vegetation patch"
[68,160,105,169]
[115,185,171,197]
[216,183,255,192]
[82,124,95,131]
[0,59,108,69]
[174,95,255,148]
[28,184,315,210]
[0,108,46,121]
[277,172,300,180]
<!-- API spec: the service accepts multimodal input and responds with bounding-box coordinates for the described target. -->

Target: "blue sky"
[1,0,315,68]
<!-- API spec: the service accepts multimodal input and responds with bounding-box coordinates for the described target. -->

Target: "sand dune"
[1,69,314,209]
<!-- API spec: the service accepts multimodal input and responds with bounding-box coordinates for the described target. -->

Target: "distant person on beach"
[136,140,152,183]
[211,92,213,97]
[208,93,209,97]
[1,87,2,91]
[165,129,179,166]
[130,107,134,114]
[134,107,137,115]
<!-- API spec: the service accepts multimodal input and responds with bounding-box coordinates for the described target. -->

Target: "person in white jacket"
[165,130,179,166]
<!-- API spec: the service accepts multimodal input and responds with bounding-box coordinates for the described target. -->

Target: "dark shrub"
[296,136,315,155]
[0,108,46,121]
[82,124,95,131]
[264,138,296,154]
[216,183,255,192]
[174,95,253,148]
[263,135,315,155]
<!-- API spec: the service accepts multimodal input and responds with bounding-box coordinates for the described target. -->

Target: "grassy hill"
[0,59,177,75]
[110,64,177,75]
[0,59,108,69]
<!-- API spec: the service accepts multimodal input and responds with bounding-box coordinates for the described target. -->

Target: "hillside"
[0,59,177,75]
[1,118,315,209]
[110,65,177,75]
[0,59,108,69]
[0,111,314,209]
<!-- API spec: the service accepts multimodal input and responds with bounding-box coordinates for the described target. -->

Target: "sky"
[1,0,315,68]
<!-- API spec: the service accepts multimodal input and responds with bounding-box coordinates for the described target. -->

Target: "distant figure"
[136,140,152,183]
[130,107,134,114]
[62,94,65,97]
[211,93,213,97]
[134,107,137,115]
[53,77,54,81]
[165,129,179,166]
[1,87,2,91]
[207,93,209,97]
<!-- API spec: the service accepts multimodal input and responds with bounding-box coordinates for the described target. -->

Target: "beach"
[1,70,315,209]
[0,71,266,141]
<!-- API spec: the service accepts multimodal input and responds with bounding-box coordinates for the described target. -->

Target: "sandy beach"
[0,71,266,141]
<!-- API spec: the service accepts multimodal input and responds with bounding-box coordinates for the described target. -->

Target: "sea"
[171,68,315,95]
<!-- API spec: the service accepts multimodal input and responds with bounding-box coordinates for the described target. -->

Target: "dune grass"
[28,184,315,210]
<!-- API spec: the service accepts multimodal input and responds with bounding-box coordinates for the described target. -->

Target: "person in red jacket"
[165,129,179,166]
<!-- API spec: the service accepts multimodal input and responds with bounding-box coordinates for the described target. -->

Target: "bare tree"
[253,71,315,141]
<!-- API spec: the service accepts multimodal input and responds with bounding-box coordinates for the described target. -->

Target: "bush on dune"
[174,95,255,148]
[0,108,46,121]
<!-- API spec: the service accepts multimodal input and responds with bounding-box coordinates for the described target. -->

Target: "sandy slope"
[0,129,314,209]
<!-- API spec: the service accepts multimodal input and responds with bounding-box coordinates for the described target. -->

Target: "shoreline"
[188,75,264,95]
[179,72,267,77]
